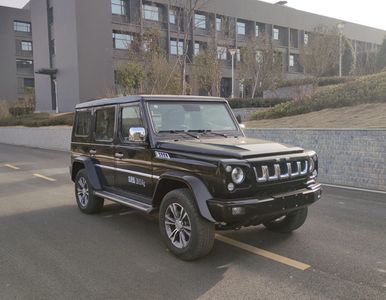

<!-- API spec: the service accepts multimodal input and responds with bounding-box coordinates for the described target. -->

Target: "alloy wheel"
[164,203,192,249]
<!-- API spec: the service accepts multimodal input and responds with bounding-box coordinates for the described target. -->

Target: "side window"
[120,105,144,142]
[74,110,91,137]
[95,107,115,141]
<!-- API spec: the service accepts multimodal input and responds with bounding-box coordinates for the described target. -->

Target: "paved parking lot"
[0,143,385,300]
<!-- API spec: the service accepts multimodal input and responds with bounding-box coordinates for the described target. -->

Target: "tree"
[116,63,144,95]
[116,27,182,95]
[355,50,377,75]
[238,33,283,98]
[168,0,211,95]
[376,37,386,71]
[192,47,221,96]
[299,25,340,77]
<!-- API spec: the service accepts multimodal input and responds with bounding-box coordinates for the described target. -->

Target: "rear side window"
[74,111,91,137]
[95,107,116,141]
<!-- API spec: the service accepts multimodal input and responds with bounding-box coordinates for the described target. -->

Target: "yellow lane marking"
[215,234,311,271]
[33,173,57,182]
[4,164,20,170]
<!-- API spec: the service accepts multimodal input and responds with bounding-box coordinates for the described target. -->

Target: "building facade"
[0,6,34,102]
[2,0,386,112]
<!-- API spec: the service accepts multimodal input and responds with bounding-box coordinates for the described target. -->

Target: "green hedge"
[227,97,292,109]
[252,71,386,120]
[276,76,357,89]
[0,112,74,127]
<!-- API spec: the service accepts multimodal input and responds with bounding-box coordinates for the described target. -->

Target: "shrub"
[0,112,74,127]
[0,101,10,119]
[251,71,386,120]
[276,76,357,89]
[227,97,292,109]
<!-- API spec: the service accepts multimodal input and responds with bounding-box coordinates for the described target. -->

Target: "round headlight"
[231,167,245,184]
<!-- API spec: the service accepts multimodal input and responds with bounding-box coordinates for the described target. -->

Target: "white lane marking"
[4,164,20,170]
[215,234,311,271]
[33,173,57,182]
[323,184,386,195]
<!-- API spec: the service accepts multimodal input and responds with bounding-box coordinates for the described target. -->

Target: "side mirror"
[129,127,146,142]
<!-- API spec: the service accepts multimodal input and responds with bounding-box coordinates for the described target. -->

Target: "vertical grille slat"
[253,158,309,183]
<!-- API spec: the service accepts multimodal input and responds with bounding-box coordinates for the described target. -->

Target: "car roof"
[75,95,227,109]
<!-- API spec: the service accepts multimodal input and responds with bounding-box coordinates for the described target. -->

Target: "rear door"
[92,106,117,190]
[114,103,155,203]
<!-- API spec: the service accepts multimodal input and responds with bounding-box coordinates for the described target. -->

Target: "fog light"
[227,183,235,192]
[231,207,246,216]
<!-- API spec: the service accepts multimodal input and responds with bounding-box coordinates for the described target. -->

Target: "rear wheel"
[159,188,215,261]
[75,169,104,214]
[263,207,308,233]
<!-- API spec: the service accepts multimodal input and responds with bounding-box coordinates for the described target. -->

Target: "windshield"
[148,102,238,133]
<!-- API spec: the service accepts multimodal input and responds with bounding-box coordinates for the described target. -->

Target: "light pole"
[337,22,345,77]
[229,48,237,98]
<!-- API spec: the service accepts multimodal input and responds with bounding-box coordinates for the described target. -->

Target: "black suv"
[70,95,321,260]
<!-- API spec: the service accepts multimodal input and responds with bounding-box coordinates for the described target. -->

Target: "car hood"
[156,137,304,159]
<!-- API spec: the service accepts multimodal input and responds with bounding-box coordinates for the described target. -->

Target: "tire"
[74,169,104,214]
[159,188,215,261]
[263,207,308,233]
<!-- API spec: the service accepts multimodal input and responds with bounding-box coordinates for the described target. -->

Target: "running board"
[94,191,153,213]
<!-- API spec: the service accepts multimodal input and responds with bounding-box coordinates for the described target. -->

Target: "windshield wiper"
[188,130,228,138]
[158,130,200,139]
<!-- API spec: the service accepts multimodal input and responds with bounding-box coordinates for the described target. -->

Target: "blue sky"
[1,0,386,30]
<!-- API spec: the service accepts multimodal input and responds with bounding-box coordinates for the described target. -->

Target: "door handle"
[115,152,124,159]
[89,149,97,155]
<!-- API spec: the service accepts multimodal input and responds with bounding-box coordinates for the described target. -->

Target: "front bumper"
[207,183,322,224]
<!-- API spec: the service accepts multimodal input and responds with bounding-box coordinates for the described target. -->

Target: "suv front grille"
[253,160,309,183]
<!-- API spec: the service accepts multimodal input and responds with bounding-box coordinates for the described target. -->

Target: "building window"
[111,0,126,15]
[24,78,35,88]
[255,25,259,37]
[217,46,227,60]
[21,41,32,51]
[216,17,222,32]
[273,28,279,40]
[14,21,31,33]
[169,9,176,24]
[304,32,309,45]
[236,49,241,62]
[194,42,202,56]
[194,13,206,29]
[143,4,159,21]
[170,39,184,55]
[237,22,246,35]
[289,55,295,67]
[16,59,33,73]
[113,32,133,49]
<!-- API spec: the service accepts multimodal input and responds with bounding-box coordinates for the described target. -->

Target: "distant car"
[70,95,322,260]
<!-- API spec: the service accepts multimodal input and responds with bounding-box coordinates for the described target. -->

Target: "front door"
[114,104,155,203]
[93,106,117,189]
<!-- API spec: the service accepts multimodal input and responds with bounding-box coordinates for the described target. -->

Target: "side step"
[94,191,153,213]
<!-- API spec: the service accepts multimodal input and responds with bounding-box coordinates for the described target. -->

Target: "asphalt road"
[0,143,385,300]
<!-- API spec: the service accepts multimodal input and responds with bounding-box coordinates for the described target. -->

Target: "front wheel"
[263,207,308,233]
[75,169,104,214]
[159,188,215,261]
